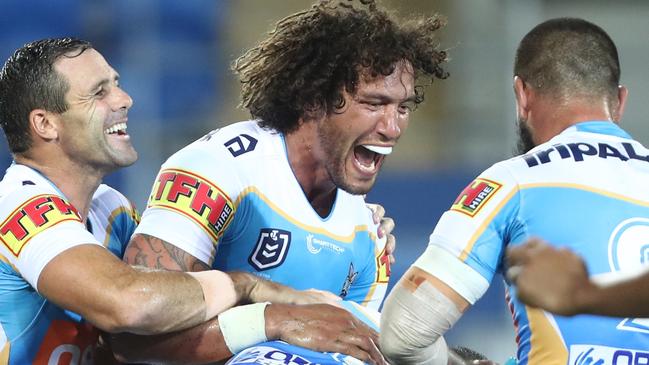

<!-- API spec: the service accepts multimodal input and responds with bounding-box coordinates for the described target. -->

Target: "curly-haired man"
[113,1,448,364]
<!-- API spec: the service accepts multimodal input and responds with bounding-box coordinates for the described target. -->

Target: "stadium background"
[1,0,648,361]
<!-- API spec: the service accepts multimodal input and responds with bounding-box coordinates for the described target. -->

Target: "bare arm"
[507,238,649,317]
[37,244,234,335]
[113,234,386,365]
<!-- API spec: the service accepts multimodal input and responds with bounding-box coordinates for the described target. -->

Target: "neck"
[533,97,616,145]
[284,122,337,217]
[14,153,104,220]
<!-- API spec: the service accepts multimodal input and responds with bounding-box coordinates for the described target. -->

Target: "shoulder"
[162,121,276,171]
[92,184,140,220]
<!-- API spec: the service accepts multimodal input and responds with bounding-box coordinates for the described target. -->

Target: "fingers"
[378,216,395,240]
[366,203,385,225]
[385,232,396,264]
[506,237,544,266]
[302,288,342,307]
[330,331,386,365]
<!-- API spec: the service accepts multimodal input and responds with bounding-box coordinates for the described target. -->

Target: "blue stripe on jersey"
[216,191,377,302]
[574,121,632,139]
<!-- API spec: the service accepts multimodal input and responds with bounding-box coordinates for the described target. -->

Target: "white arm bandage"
[218,302,269,354]
[380,279,461,365]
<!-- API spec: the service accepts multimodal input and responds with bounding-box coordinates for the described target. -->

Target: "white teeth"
[363,145,392,155]
[104,122,127,135]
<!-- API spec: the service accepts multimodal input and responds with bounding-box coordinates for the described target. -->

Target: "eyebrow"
[89,74,120,92]
[357,91,417,103]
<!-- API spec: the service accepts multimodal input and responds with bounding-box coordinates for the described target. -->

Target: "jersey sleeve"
[0,187,100,290]
[135,138,239,265]
[417,162,521,304]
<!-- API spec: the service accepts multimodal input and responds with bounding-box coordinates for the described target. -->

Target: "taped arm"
[380,246,488,365]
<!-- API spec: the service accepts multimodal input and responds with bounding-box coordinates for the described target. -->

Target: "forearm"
[580,272,649,317]
[112,318,232,364]
[380,268,465,365]
[38,245,240,335]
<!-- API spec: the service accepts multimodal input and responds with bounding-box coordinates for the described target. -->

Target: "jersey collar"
[564,121,632,140]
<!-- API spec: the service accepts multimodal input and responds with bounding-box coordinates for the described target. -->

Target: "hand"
[266,303,386,365]
[506,238,594,316]
[242,272,341,306]
[367,203,396,265]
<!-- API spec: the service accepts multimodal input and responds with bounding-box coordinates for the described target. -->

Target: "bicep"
[124,233,210,272]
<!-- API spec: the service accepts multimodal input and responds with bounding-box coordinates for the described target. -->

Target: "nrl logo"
[248,228,291,271]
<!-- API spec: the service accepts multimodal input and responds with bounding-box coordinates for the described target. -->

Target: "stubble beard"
[515,118,536,156]
[318,125,370,196]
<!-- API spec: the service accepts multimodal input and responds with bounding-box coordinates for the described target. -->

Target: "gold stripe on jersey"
[0,194,81,257]
[527,307,568,364]
[147,168,235,243]
[0,342,8,365]
[459,188,518,262]
[0,253,19,274]
[520,182,649,206]
[102,206,138,247]
[236,186,377,243]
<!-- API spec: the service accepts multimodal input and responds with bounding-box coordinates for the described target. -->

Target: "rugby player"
[0,37,338,363]
[112,0,449,363]
[380,17,649,364]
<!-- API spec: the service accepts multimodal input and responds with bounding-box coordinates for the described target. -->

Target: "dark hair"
[451,346,488,362]
[234,0,449,134]
[514,17,620,102]
[0,37,92,153]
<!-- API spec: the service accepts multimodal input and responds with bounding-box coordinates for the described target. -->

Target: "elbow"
[379,320,418,363]
[93,299,154,334]
[90,283,166,334]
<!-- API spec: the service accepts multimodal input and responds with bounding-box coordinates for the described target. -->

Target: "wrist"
[218,302,269,354]
[573,280,600,315]
[228,271,257,304]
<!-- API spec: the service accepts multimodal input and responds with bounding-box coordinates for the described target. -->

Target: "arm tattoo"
[124,234,210,272]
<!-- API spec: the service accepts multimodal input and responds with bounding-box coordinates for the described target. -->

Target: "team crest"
[249,228,291,271]
[451,178,501,217]
[339,263,358,298]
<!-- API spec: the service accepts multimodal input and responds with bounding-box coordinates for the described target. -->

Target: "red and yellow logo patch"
[375,245,391,284]
[148,169,234,243]
[451,178,502,217]
[0,194,81,256]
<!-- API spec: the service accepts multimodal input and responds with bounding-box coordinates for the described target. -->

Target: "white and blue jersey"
[226,301,378,365]
[136,120,389,310]
[0,164,139,364]
[419,121,649,364]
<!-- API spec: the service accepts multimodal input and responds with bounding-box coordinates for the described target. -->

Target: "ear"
[612,85,628,123]
[513,76,530,121]
[29,109,59,141]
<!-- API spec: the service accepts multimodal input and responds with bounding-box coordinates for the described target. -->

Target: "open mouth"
[104,122,128,136]
[353,144,392,171]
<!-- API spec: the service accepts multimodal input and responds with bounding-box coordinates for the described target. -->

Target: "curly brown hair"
[234,0,449,134]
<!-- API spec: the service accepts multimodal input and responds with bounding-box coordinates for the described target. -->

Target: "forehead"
[53,48,116,90]
[356,62,415,97]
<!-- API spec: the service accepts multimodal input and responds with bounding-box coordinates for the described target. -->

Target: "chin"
[339,178,375,196]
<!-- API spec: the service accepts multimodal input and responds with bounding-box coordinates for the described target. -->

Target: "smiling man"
[0,37,350,364]
[114,0,450,363]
